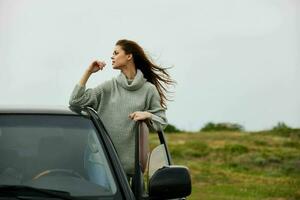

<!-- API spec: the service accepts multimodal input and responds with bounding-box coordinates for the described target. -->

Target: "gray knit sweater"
[69,69,168,174]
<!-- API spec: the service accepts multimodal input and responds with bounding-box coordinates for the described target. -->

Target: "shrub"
[283,141,300,149]
[272,122,293,133]
[164,123,181,133]
[227,162,250,172]
[201,122,244,132]
[254,140,268,146]
[270,122,300,137]
[170,147,185,158]
[224,144,249,155]
[253,156,268,166]
[169,141,210,158]
[185,141,210,157]
[281,159,300,175]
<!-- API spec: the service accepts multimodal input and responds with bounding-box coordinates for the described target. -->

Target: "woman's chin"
[112,65,121,70]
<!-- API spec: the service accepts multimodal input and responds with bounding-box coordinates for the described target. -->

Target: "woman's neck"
[121,63,137,80]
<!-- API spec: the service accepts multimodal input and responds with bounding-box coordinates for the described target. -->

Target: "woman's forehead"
[114,45,122,51]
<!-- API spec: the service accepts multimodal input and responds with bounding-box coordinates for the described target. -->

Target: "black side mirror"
[149,165,192,199]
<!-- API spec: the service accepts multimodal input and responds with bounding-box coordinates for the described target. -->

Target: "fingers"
[97,60,106,66]
[96,60,106,70]
[129,112,136,120]
[129,111,147,121]
[129,112,139,121]
[133,116,142,121]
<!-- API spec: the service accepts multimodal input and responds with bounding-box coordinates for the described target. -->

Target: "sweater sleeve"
[69,83,104,110]
[146,87,168,132]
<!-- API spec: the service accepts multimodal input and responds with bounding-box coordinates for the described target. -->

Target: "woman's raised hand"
[87,60,106,73]
[78,60,106,86]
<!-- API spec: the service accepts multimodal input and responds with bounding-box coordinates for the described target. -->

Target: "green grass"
[149,130,300,200]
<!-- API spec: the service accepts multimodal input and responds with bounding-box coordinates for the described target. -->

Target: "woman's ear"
[127,54,133,61]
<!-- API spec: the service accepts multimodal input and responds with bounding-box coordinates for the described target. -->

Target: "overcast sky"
[0,0,299,131]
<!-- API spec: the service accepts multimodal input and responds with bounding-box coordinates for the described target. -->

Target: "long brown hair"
[116,39,175,109]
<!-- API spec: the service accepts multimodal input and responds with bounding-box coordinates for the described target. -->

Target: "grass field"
[149,130,300,200]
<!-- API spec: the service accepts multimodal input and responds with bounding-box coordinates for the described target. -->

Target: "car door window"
[148,144,169,178]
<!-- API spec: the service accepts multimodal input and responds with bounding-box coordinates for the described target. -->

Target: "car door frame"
[86,107,136,200]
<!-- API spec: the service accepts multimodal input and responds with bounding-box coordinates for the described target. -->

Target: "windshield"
[0,114,118,198]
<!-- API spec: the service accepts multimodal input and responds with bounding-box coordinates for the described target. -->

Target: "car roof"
[0,105,85,115]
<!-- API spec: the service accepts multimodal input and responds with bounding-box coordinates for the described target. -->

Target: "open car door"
[132,121,192,200]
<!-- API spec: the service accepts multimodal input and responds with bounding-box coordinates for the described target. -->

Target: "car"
[0,106,191,200]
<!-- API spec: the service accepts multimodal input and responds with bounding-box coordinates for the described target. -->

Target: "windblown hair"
[116,39,175,109]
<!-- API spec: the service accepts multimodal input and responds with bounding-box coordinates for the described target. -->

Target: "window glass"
[148,144,169,178]
[0,114,117,198]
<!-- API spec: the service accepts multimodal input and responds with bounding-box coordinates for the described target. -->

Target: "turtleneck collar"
[116,69,147,91]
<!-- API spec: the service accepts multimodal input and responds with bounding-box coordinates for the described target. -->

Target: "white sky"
[0,0,299,131]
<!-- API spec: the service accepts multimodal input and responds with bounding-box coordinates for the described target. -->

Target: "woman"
[69,39,175,178]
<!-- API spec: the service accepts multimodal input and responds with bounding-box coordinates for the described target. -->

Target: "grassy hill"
[149,130,300,200]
